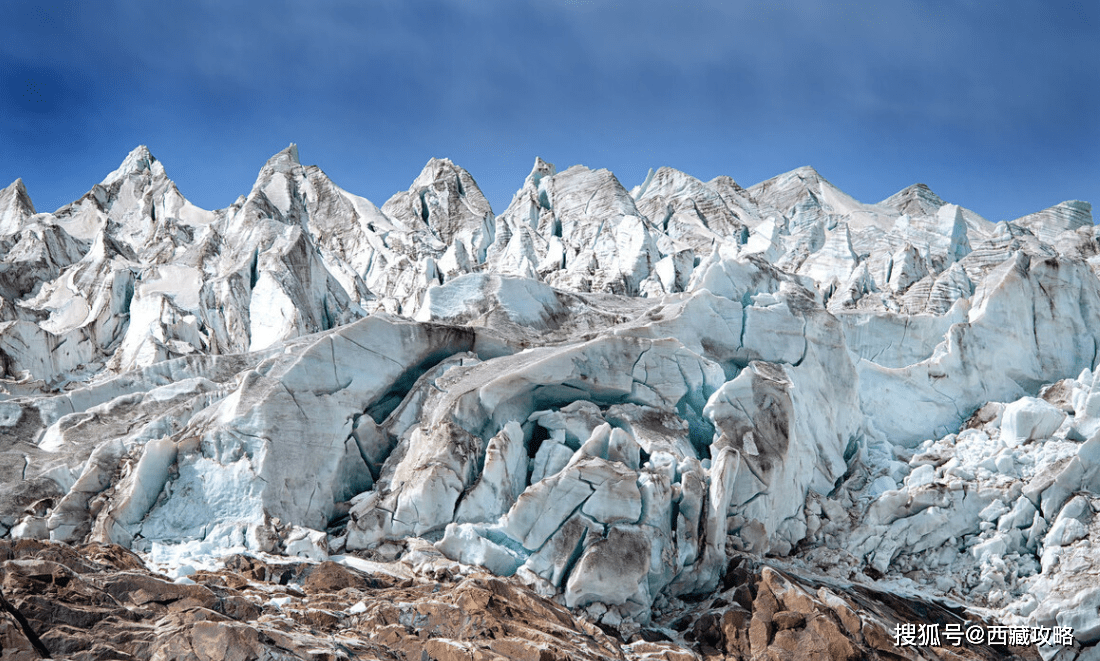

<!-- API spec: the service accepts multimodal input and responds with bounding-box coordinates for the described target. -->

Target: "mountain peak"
[748,165,857,218]
[1061,199,1093,214]
[6,177,32,203]
[2,177,34,206]
[99,145,157,185]
[633,166,708,201]
[527,157,557,188]
[381,157,493,242]
[880,183,945,217]
[261,144,302,175]
[531,157,556,175]
[406,158,491,206]
[754,165,828,189]
[410,157,460,190]
[1011,199,1093,241]
[0,178,37,232]
[708,175,744,190]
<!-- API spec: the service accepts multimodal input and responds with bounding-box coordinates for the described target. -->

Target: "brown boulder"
[0,610,39,661]
[94,572,218,610]
[301,560,373,594]
[807,613,860,661]
[771,610,805,631]
[188,621,264,661]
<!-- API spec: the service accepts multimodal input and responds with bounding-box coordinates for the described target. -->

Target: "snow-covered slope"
[0,146,1096,658]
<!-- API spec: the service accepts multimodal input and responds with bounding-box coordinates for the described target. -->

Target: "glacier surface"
[0,146,1098,654]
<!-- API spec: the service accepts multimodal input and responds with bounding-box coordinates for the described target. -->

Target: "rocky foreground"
[0,146,1096,659]
[0,539,1036,660]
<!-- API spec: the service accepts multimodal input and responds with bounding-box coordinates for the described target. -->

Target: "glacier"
[0,145,1097,659]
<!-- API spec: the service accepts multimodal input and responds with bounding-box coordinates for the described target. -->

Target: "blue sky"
[2,1,1096,222]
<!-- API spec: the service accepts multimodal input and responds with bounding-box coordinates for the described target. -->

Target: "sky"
[2,0,1097,222]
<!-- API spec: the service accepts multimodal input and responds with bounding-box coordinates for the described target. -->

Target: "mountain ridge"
[0,143,1097,660]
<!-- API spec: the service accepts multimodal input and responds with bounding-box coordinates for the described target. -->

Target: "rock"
[772,610,805,630]
[0,609,40,661]
[187,621,265,661]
